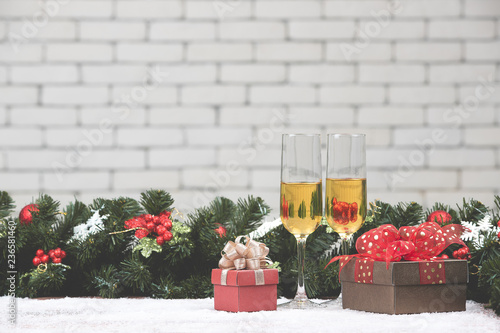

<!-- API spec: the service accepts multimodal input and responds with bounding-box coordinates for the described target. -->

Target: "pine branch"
[457,198,488,222]
[53,200,90,245]
[230,195,270,236]
[86,264,122,298]
[0,191,15,220]
[120,256,152,293]
[140,189,174,215]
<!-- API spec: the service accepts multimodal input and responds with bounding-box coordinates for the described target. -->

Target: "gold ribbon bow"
[219,235,272,271]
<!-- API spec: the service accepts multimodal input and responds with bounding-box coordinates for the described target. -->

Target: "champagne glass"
[280,134,323,309]
[326,134,367,255]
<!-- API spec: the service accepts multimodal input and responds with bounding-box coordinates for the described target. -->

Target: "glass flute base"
[279,297,325,309]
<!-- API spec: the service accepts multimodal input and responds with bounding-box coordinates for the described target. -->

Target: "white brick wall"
[0,0,499,215]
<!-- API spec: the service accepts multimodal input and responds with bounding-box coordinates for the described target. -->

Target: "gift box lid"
[211,269,279,286]
[340,259,468,286]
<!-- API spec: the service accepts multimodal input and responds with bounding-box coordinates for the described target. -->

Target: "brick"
[251,169,279,189]
[149,148,216,167]
[10,107,78,125]
[464,0,500,17]
[150,108,216,125]
[0,107,5,125]
[218,147,282,167]
[462,170,500,189]
[219,107,287,125]
[325,127,391,146]
[0,44,42,62]
[366,171,390,190]
[221,65,286,83]
[396,43,461,61]
[290,65,354,83]
[182,168,248,188]
[186,128,252,146]
[0,1,41,17]
[289,21,355,39]
[466,41,500,60]
[157,65,217,84]
[46,128,113,147]
[429,64,496,83]
[114,170,179,190]
[219,22,285,40]
[78,150,146,169]
[359,21,425,40]
[56,1,113,18]
[358,107,424,125]
[393,128,461,146]
[8,149,67,169]
[325,1,390,17]
[429,20,495,39]
[465,128,500,145]
[255,1,321,18]
[8,21,76,40]
[43,86,108,105]
[429,149,495,167]
[458,84,499,104]
[0,173,39,190]
[397,0,461,17]
[150,22,216,40]
[81,107,147,126]
[256,43,322,61]
[116,43,183,62]
[367,149,420,168]
[0,87,38,104]
[250,86,315,104]
[82,65,148,83]
[0,67,5,83]
[289,107,355,125]
[80,22,146,40]
[11,65,78,83]
[393,170,459,190]
[359,64,425,83]
[111,86,177,105]
[326,43,391,61]
[46,44,113,62]
[427,107,495,125]
[320,86,385,104]
[0,23,5,40]
[389,86,455,104]
[116,128,183,147]
[116,1,182,18]
[187,43,252,61]
[186,1,252,19]
[43,172,110,191]
[181,86,245,105]
[0,128,42,146]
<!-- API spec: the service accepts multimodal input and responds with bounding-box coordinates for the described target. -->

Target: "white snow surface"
[1,297,499,333]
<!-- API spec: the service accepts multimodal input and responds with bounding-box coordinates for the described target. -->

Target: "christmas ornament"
[124,210,174,246]
[19,204,39,225]
[32,248,66,267]
[426,210,452,225]
[36,249,44,257]
[453,246,471,260]
[331,198,358,225]
[214,224,227,238]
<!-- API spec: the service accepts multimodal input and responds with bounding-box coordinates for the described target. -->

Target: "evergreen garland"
[0,189,499,315]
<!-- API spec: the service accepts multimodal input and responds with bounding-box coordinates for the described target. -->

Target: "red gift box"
[211,268,279,312]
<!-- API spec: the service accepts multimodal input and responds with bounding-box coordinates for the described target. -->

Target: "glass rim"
[327,133,366,138]
[282,133,321,137]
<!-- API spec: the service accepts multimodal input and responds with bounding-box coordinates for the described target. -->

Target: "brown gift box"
[339,258,468,314]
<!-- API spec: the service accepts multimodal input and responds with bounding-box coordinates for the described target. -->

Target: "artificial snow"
[1,297,498,333]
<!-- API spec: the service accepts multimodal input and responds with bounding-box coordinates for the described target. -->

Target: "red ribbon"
[326,222,467,277]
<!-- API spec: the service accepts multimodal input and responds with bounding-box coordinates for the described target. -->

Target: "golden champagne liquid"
[325,178,367,237]
[280,182,322,239]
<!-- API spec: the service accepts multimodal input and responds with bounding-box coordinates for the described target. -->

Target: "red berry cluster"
[331,198,358,225]
[453,246,471,260]
[124,211,173,246]
[32,248,66,266]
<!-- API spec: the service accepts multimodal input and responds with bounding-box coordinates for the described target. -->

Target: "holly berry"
[52,258,61,264]
[497,230,500,239]
[144,214,153,222]
[135,229,149,239]
[19,204,39,225]
[163,220,172,231]
[426,210,452,225]
[49,249,55,259]
[441,254,449,259]
[153,216,160,225]
[146,222,155,231]
[36,249,44,257]
[163,231,173,242]
[54,248,62,258]
[32,257,41,266]
[497,220,500,228]
[156,225,167,236]
[156,236,165,246]
[41,255,49,264]
[60,250,66,259]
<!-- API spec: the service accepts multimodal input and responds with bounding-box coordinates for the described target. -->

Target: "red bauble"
[41,255,49,264]
[19,204,39,225]
[36,249,44,257]
[426,210,452,225]
[52,258,61,264]
[32,257,41,266]
[163,231,173,242]
[156,236,165,246]
[214,225,227,238]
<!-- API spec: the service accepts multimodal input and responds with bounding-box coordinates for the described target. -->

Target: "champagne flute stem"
[294,237,307,302]
[341,236,350,256]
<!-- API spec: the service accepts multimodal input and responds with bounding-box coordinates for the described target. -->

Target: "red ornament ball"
[426,210,452,225]
[36,249,44,257]
[32,257,41,266]
[19,204,39,225]
[163,231,173,242]
[41,254,50,264]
